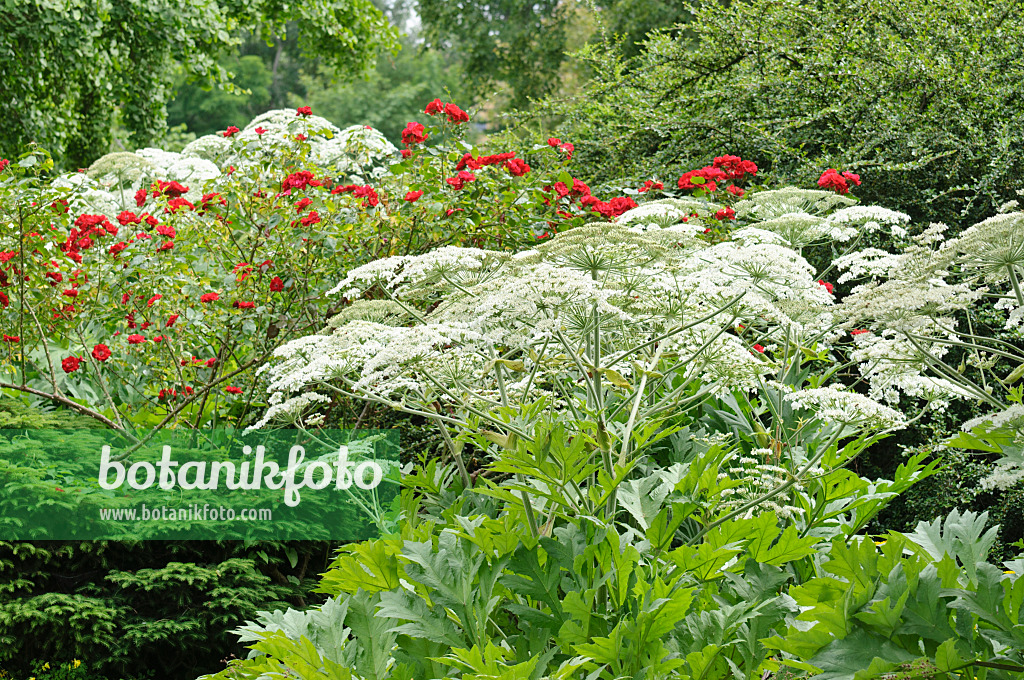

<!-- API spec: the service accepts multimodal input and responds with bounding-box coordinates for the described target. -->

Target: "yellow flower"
[874,540,887,546]
[42,663,50,670]
[1005,569,1017,574]
[73,660,82,668]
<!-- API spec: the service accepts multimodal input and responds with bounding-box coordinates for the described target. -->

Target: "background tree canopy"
[535,0,1024,227]
[0,0,399,168]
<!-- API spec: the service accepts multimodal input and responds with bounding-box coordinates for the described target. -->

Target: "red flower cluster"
[818,280,834,294]
[225,386,244,395]
[127,334,146,345]
[546,138,574,160]
[270,277,285,292]
[551,178,590,200]
[331,184,379,207]
[2,334,19,343]
[61,214,119,263]
[300,210,321,227]
[712,155,758,179]
[0,159,9,172]
[61,356,82,373]
[404,190,424,202]
[446,171,477,190]
[401,121,428,146]
[200,292,219,303]
[817,169,861,195]
[638,180,663,193]
[151,180,189,199]
[456,152,512,171]
[281,171,324,194]
[580,195,638,219]
[223,126,240,138]
[715,206,736,221]
[233,300,256,309]
[92,344,111,362]
[504,157,531,177]
[296,106,313,117]
[166,197,195,213]
[679,155,758,193]
[424,98,470,124]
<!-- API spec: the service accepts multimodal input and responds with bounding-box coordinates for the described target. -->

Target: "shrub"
[535,0,1024,229]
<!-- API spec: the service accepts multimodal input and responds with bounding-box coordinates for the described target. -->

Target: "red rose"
[547,138,561,147]
[270,276,284,292]
[223,126,240,138]
[61,356,82,373]
[205,358,216,367]
[352,186,379,208]
[727,184,745,198]
[165,198,194,213]
[166,314,179,327]
[157,241,174,251]
[200,292,219,303]
[818,280,834,294]
[294,197,313,213]
[147,294,162,306]
[296,106,312,117]
[0,291,9,308]
[62,288,78,298]
[3,334,20,342]
[842,171,861,186]
[135,188,148,207]
[424,98,445,115]
[504,158,531,177]
[127,334,145,345]
[225,386,243,395]
[401,149,412,159]
[817,169,849,194]
[715,207,736,221]
[678,166,727,192]
[281,171,317,193]
[0,159,9,172]
[233,300,256,309]
[152,180,188,198]
[401,121,428,145]
[92,344,111,362]
[295,133,308,142]
[443,102,469,124]
[638,180,663,193]
[752,344,765,354]
[255,126,268,136]
[405,190,424,202]
[299,210,321,227]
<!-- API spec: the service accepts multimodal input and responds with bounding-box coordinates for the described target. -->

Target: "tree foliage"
[0,0,399,168]
[417,0,574,108]
[537,0,1024,228]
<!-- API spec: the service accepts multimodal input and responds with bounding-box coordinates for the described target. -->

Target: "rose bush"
[0,102,650,437]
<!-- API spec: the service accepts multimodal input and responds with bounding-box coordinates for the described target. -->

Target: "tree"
[0,0,399,168]
[417,0,573,108]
